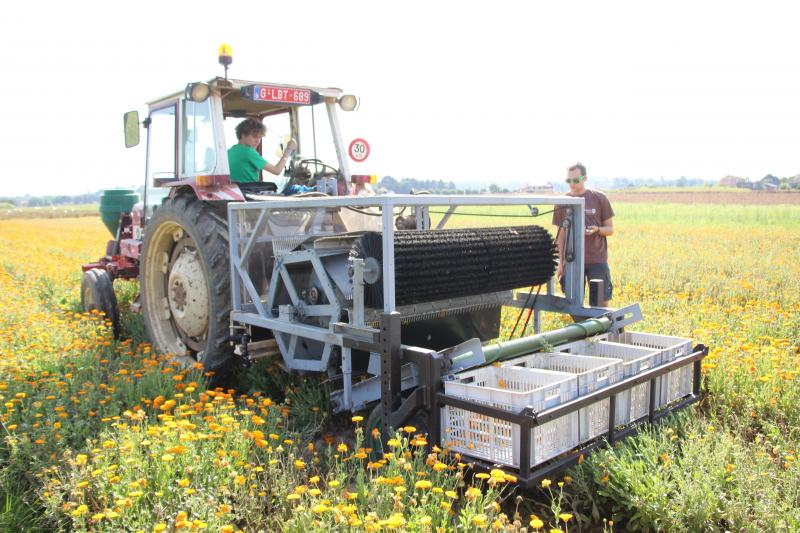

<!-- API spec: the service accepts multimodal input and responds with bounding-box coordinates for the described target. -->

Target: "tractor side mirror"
[124,111,140,148]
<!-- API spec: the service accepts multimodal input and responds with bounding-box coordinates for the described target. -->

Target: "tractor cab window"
[297,105,338,169]
[147,106,177,181]
[145,105,177,219]
[224,113,290,184]
[183,99,216,176]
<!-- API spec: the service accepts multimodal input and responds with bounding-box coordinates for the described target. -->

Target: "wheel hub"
[167,248,209,339]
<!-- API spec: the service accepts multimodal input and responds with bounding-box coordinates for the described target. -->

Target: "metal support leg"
[519,418,532,473]
[342,346,352,411]
[380,312,402,437]
[648,377,657,424]
[607,393,617,444]
[589,279,604,307]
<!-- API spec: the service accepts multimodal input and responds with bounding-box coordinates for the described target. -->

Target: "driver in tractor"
[227,118,298,183]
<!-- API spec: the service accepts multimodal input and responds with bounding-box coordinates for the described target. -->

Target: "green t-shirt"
[227,143,267,183]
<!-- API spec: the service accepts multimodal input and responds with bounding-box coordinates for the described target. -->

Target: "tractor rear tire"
[81,268,120,338]
[140,194,234,376]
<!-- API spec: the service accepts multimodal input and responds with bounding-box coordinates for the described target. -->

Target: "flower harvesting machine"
[80,53,708,485]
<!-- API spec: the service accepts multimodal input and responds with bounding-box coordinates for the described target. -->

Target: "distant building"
[519,183,555,194]
[788,175,800,189]
[719,175,746,187]
[760,174,780,190]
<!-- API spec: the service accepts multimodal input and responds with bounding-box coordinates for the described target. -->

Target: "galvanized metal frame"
[228,193,590,317]
[228,193,604,414]
[227,194,594,413]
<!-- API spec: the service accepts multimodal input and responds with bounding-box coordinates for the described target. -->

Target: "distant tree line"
[3,192,104,208]
[379,176,510,195]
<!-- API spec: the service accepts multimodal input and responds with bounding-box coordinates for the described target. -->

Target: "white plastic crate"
[557,340,661,425]
[501,353,624,442]
[604,331,693,405]
[441,366,579,468]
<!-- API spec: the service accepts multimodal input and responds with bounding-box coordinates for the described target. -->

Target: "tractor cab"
[124,74,363,221]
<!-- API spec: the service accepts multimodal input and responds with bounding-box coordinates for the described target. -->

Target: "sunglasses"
[565,176,585,184]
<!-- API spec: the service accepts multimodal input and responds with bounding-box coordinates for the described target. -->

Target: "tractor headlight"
[338,94,359,112]
[185,82,211,103]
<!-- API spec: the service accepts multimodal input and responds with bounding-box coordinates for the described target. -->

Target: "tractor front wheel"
[81,268,120,338]
[140,195,233,375]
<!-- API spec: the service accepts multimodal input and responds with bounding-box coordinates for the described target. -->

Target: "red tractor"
[82,49,368,377]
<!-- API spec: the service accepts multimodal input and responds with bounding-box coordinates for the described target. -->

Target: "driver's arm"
[263,139,297,176]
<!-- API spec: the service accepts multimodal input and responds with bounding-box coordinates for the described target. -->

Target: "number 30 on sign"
[348,138,370,162]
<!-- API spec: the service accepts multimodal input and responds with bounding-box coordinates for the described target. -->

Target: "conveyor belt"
[351,226,557,308]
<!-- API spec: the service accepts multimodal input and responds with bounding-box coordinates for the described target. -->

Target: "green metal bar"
[451,317,612,368]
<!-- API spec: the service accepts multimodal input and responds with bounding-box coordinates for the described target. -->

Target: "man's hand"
[556,262,564,280]
[585,225,599,235]
[286,138,298,153]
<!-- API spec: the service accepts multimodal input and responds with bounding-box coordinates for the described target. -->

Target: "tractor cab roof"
[148,78,345,119]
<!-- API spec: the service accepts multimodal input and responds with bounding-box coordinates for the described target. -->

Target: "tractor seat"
[236,181,279,200]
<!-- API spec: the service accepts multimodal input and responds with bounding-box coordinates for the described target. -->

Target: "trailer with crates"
[80,47,708,486]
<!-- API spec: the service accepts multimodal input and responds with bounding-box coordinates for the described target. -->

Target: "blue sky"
[1,0,798,196]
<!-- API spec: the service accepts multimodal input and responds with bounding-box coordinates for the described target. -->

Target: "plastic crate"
[441,366,579,468]
[501,353,623,442]
[604,331,694,405]
[557,340,661,425]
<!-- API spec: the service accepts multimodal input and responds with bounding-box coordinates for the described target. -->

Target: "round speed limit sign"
[348,138,370,162]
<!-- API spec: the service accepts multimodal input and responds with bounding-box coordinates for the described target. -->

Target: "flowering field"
[0,203,798,532]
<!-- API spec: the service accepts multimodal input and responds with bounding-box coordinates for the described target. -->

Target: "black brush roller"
[350,226,557,308]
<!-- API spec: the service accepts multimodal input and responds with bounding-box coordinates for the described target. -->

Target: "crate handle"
[545,387,560,400]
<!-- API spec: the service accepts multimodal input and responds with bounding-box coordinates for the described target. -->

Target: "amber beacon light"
[218,44,233,79]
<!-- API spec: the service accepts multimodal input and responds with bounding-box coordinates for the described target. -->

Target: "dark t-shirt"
[552,189,615,264]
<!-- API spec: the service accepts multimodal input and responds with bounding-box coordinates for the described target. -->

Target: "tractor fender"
[166,177,245,202]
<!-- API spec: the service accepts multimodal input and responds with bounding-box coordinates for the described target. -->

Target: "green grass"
[429,202,800,229]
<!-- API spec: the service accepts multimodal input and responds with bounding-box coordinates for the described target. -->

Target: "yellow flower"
[558,513,573,523]
[178,478,190,487]
[402,426,416,434]
[351,415,364,423]
[414,480,432,490]
[161,453,175,463]
[465,486,481,501]
[75,454,88,466]
[541,478,551,488]
[153,524,167,532]
[220,526,235,533]
[445,490,458,499]
[286,494,301,501]
[530,518,544,529]
[294,459,305,470]
[432,462,447,472]
[234,475,246,485]
[475,472,490,480]
[387,438,400,448]
[472,514,488,527]
[337,443,348,454]
[71,504,88,517]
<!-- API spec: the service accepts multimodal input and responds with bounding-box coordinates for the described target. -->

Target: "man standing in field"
[552,163,615,306]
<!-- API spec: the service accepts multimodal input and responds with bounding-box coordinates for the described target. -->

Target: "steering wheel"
[286,158,342,187]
